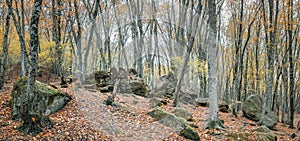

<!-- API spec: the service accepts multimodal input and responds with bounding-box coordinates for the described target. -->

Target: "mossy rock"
[254,126,277,141]
[148,98,167,108]
[171,108,193,121]
[206,119,225,130]
[10,77,71,120]
[180,124,200,140]
[226,132,252,141]
[147,107,169,120]
[147,107,199,140]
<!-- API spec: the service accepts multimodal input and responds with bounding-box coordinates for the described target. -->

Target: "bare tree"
[173,1,202,107]
[18,0,44,135]
[0,4,11,89]
[206,0,224,129]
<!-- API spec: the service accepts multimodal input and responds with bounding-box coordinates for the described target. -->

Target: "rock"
[180,124,200,141]
[297,120,300,130]
[147,107,199,140]
[226,132,251,140]
[242,95,278,129]
[171,108,193,121]
[129,79,148,97]
[242,95,262,121]
[179,95,195,105]
[254,126,277,141]
[10,77,71,120]
[195,98,209,107]
[219,102,231,113]
[148,98,167,108]
[155,74,177,98]
[99,85,114,93]
[94,70,110,86]
[258,111,278,130]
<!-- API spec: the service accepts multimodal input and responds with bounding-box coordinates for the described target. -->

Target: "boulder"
[242,95,262,121]
[242,95,278,129]
[258,111,279,130]
[147,107,199,140]
[171,108,193,121]
[195,98,209,107]
[253,126,277,141]
[179,95,195,105]
[219,102,231,113]
[155,74,177,98]
[94,70,110,86]
[148,98,167,108]
[129,79,148,97]
[94,68,150,97]
[10,77,71,120]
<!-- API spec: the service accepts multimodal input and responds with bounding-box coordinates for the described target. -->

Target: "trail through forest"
[1,78,299,140]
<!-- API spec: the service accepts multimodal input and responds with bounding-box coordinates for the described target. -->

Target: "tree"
[17,0,44,135]
[287,0,295,129]
[172,1,202,107]
[6,0,28,77]
[0,4,11,89]
[206,0,224,129]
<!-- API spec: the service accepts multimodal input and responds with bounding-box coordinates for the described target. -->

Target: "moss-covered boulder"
[171,108,193,121]
[219,102,231,113]
[242,95,278,129]
[242,95,262,121]
[147,107,199,140]
[155,74,177,99]
[148,98,167,108]
[10,77,71,120]
[253,126,277,141]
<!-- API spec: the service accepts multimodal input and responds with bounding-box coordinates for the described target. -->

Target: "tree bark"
[18,0,43,135]
[172,1,201,107]
[0,6,11,89]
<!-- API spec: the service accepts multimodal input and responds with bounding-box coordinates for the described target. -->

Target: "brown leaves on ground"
[0,82,111,141]
[0,80,299,141]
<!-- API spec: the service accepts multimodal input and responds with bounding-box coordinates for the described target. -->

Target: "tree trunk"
[0,6,11,89]
[172,1,201,107]
[288,0,294,128]
[206,0,224,129]
[18,0,44,135]
[6,0,28,76]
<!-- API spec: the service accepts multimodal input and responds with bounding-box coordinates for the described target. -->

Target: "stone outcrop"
[147,107,200,140]
[242,95,278,130]
[10,77,71,120]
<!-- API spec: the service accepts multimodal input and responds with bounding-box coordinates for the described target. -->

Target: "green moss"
[180,124,200,140]
[226,132,251,141]
[10,77,71,120]
[206,119,225,130]
[147,107,169,120]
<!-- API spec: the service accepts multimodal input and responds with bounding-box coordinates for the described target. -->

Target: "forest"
[0,0,299,140]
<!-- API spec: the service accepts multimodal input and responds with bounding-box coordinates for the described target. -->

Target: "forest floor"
[0,77,299,141]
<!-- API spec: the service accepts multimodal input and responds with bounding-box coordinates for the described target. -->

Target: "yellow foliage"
[194,59,208,73]
[39,41,56,66]
[170,57,183,64]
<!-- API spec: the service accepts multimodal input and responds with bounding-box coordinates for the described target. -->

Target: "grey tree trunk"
[0,6,11,89]
[18,0,43,135]
[52,0,63,77]
[207,0,218,122]
[287,0,294,128]
[173,1,202,107]
[6,0,28,77]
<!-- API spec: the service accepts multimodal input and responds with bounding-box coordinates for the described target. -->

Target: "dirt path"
[73,86,180,140]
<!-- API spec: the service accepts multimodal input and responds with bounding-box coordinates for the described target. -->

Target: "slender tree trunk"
[207,1,218,107]
[0,6,11,89]
[18,0,43,135]
[288,0,294,128]
[207,0,224,129]
[172,1,201,107]
[6,0,28,76]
